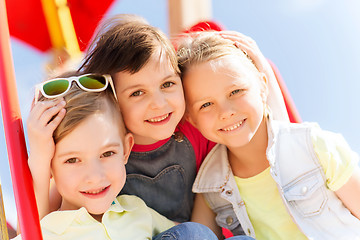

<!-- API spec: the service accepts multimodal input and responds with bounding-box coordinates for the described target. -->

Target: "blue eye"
[161,82,174,89]
[200,102,212,110]
[130,90,144,97]
[230,89,242,96]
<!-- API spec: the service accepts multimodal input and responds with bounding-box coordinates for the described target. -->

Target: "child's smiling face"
[51,109,133,219]
[114,49,186,145]
[183,56,268,149]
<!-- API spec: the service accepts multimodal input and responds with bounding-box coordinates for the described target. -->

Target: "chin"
[88,207,108,215]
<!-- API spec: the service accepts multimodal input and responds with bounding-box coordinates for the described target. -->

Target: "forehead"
[183,57,260,100]
[113,50,177,86]
[95,99,126,139]
[210,56,257,77]
[185,56,256,84]
[105,105,127,138]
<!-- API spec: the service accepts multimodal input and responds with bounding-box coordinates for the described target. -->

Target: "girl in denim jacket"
[177,32,360,240]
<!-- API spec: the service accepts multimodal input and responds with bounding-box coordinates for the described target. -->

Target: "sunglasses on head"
[34,74,117,104]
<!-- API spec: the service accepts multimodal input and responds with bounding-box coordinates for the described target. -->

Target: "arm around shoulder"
[191,193,223,240]
[335,166,360,220]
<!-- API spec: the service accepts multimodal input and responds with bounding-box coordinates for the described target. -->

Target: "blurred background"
[1,0,360,231]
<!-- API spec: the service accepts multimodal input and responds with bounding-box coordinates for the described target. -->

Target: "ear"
[259,73,269,103]
[122,133,134,165]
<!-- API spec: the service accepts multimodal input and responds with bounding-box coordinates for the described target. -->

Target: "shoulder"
[193,144,230,191]
[272,119,320,132]
[116,195,148,209]
[271,120,349,148]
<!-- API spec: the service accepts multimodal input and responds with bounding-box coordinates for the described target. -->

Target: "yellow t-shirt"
[12,195,175,240]
[234,129,359,240]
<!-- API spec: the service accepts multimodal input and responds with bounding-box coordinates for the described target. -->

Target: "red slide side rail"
[0,0,43,239]
[269,60,302,123]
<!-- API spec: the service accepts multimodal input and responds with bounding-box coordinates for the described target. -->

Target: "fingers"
[27,98,66,134]
[219,31,258,48]
[39,100,66,127]
[32,98,65,122]
[47,108,66,132]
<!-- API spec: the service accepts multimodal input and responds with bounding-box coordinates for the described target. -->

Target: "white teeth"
[84,187,106,194]
[148,113,169,122]
[222,121,243,132]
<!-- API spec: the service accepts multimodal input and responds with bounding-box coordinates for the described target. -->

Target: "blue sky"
[1,0,360,227]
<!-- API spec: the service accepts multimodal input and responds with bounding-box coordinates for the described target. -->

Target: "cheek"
[195,113,213,132]
[54,169,76,192]
[171,88,185,107]
[119,102,142,126]
[176,96,186,114]
[109,163,126,185]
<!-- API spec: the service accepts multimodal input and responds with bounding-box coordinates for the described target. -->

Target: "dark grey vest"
[120,132,196,222]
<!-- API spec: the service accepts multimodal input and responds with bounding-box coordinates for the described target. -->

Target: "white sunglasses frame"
[34,74,117,104]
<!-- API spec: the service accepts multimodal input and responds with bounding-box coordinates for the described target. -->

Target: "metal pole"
[0,179,9,240]
[168,0,212,37]
[0,0,43,239]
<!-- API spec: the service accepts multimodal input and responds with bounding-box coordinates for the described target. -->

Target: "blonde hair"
[37,73,125,144]
[177,32,259,79]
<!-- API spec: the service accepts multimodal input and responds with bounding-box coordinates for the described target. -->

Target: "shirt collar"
[193,115,279,193]
[192,143,233,193]
[41,207,92,235]
[41,196,137,235]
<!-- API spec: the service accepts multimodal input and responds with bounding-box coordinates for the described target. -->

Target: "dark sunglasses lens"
[79,75,106,89]
[43,80,69,96]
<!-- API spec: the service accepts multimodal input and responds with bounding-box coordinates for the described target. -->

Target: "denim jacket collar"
[193,143,232,193]
[193,116,279,193]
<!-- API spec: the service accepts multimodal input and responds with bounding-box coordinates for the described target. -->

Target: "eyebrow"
[189,83,248,109]
[121,74,179,93]
[55,151,79,159]
[55,142,123,159]
[189,97,212,109]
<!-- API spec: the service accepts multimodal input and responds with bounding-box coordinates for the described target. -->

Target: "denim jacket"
[193,119,360,239]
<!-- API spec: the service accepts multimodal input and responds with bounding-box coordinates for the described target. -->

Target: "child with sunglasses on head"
[74,14,288,231]
[176,31,360,240]
[18,72,220,240]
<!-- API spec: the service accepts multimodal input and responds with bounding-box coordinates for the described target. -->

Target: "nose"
[149,90,167,109]
[85,159,105,184]
[219,102,235,120]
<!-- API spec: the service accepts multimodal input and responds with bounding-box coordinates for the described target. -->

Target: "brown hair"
[37,72,125,144]
[177,32,258,79]
[79,14,179,76]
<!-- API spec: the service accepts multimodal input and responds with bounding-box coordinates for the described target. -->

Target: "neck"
[227,117,269,178]
[59,203,104,222]
[91,213,104,222]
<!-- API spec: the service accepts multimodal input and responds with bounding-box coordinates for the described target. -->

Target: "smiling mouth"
[82,186,108,195]
[146,113,171,123]
[221,120,245,132]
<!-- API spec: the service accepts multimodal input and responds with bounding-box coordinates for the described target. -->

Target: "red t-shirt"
[131,120,216,171]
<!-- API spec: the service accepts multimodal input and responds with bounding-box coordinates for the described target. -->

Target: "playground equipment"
[0,1,300,239]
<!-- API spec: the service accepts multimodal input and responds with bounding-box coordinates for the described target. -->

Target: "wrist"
[28,155,51,178]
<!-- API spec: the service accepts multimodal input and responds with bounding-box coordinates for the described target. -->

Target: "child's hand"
[219,31,275,84]
[26,98,66,219]
[27,98,66,174]
[219,31,290,121]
